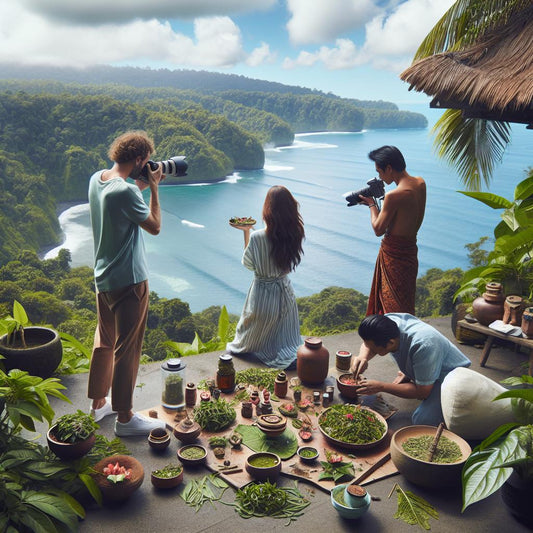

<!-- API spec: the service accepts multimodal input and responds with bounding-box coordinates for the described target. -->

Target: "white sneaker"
[90,397,117,422]
[114,413,166,437]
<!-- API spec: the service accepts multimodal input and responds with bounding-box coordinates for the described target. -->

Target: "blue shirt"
[88,171,150,292]
[387,313,471,386]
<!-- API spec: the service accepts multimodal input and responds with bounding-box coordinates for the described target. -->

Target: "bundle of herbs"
[319,404,386,445]
[193,398,236,431]
[180,474,229,511]
[232,481,310,525]
[402,435,462,464]
[234,368,280,392]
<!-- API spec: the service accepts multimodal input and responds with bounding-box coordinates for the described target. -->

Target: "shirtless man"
[360,146,426,315]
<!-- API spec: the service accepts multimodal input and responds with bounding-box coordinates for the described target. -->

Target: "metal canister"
[336,350,352,371]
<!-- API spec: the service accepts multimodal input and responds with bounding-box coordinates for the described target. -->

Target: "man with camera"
[87,130,167,437]
[359,145,425,315]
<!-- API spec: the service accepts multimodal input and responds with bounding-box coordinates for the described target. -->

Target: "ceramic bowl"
[150,465,184,489]
[177,444,208,466]
[336,373,363,400]
[46,426,96,460]
[256,414,287,437]
[297,446,319,464]
[173,418,202,444]
[245,452,282,482]
[390,425,471,488]
[318,406,388,451]
[92,455,144,503]
[331,484,371,519]
[148,427,171,451]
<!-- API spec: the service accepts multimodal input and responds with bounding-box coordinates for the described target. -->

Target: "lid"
[219,353,233,362]
[161,358,186,371]
[304,336,323,348]
[346,485,367,498]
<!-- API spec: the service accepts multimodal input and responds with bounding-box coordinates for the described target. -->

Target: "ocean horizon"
[45,105,532,314]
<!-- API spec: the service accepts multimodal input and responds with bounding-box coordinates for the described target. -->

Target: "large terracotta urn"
[472,282,505,326]
[297,337,329,386]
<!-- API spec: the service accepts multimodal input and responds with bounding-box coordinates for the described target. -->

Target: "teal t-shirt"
[88,171,150,292]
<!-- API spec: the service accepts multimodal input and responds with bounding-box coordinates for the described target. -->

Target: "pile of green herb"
[232,481,310,525]
[193,398,236,431]
[235,368,280,392]
[152,464,183,478]
[389,483,439,529]
[180,474,229,511]
[319,404,386,445]
[402,435,462,463]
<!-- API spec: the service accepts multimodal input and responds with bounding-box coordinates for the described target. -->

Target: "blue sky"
[1,0,455,105]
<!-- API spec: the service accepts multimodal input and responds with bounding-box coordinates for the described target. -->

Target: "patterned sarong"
[366,233,418,315]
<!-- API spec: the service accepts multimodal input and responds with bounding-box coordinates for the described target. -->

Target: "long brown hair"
[262,185,305,272]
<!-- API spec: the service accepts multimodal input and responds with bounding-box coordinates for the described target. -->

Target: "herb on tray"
[231,481,310,525]
[318,449,355,482]
[152,464,183,479]
[193,398,236,431]
[209,436,228,448]
[235,368,280,392]
[319,404,386,445]
[180,474,229,512]
[402,435,462,463]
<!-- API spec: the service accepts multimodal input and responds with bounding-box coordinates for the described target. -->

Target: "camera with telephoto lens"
[139,156,188,182]
[344,177,385,207]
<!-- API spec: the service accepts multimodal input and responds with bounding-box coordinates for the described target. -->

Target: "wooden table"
[457,319,533,375]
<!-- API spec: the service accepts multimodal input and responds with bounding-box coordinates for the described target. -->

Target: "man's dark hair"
[358,314,400,347]
[368,146,406,172]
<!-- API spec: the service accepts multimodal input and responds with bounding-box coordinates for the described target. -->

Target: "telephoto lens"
[140,156,187,181]
[344,177,385,206]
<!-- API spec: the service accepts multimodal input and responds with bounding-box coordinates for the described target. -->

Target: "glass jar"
[216,353,236,393]
[161,358,186,409]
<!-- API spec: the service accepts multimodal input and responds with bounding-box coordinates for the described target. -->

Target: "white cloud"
[246,43,277,67]
[286,0,378,45]
[0,2,245,68]
[18,0,276,24]
[284,39,364,70]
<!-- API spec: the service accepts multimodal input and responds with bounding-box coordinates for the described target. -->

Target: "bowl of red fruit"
[336,373,364,400]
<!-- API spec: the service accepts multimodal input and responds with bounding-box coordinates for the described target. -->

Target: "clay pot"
[173,417,202,444]
[148,427,171,451]
[521,307,533,338]
[502,295,524,326]
[297,337,329,386]
[472,282,505,326]
[92,455,144,503]
[150,467,184,490]
[274,372,288,398]
[501,470,533,529]
[245,452,281,482]
[46,426,96,461]
[336,373,363,401]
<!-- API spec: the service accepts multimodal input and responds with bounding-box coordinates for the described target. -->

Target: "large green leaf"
[462,428,527,510]
[494,388,533,404]
[235,424,298,459]
[458,191,511,209]
[217,305,230,343]
[514,176,533,201]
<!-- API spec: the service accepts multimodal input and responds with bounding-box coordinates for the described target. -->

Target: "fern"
[389,483,439,530]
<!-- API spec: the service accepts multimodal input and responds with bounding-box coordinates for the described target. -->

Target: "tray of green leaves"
[318,404,387,451]
[235,368,279,392]
[232,481,310,525]
[193,398,236,432]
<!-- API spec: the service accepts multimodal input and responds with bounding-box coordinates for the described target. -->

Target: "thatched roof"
[400,6,533,127]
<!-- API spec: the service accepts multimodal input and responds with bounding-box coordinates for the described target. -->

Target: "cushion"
[441,367,514,440]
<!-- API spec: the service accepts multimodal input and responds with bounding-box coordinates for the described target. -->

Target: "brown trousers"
[87,280,149,412]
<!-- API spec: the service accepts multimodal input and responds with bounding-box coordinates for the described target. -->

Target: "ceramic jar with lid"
[472,282,505,326]
[216,353,236,393]
[297,337,329,386]
[173,416,202,444]
[274,371,288,398]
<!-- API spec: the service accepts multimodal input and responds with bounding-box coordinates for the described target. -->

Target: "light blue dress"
[227,229,302,369]
[387,313,471,425]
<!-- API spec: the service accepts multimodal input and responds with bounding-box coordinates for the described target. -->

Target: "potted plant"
[0,300,63,378]
[47,409,99,460]
[462,375,533,528]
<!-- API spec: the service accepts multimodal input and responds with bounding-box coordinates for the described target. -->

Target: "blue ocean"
[46,106,532,314]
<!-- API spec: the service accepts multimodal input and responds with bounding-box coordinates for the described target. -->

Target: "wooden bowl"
[46,426,96,460]
[177,444,207,466]
[148,427,171,451]
[245,452,282,482]
[150,466,184,489]
[92,455,144,503]
[390,425,471,488]
[336,373,362,400]
[318,406,388,451]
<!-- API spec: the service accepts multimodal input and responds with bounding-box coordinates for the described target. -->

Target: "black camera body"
[139,156,188,182]
[344,177,385,206]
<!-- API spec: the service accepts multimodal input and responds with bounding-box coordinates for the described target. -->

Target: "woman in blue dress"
[227,185,305,368]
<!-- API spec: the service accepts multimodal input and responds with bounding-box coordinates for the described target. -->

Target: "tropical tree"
[409,0,530,189]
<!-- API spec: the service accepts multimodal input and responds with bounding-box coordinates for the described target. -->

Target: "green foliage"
[390,483,439,530]
[0,299,29,346]
[462,376,533,510]
[455,172,533,301]
[415,268,463,317]
[52,410,99,443]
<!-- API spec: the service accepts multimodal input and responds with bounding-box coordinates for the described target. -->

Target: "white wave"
[296,131,366,137]
[183,172,241,186]
[152,273,192,293]
[279,139,338,150]
[181,220,204,229]
[263,164,294,172]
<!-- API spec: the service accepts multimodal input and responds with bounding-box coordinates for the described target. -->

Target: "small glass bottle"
[216,353,236,393]
[161,358,186,409]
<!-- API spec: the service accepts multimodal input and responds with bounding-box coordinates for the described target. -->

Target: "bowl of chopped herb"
[151,463,184,489]
[245,452,282,481]
[318,404,388,451]
[177,444,208,467]
[390,425,471,488]
[297,446,319,464]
